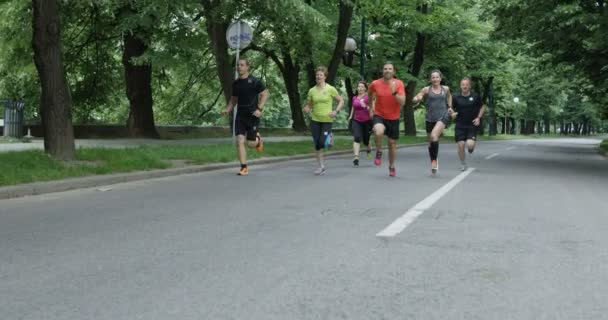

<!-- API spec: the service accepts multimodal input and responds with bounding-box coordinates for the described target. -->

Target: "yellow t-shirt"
[307,84,339,123]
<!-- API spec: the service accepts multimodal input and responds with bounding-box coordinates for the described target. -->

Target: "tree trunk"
[403,81,418,136]
[582,119,589,135]
[526,120,536,134]
[510,118,516,134]
[306,60,316,89]
[326,0,354,85]
[202,0,233,103]
[344,77,355,117]
[501,117,506,134]
[481,77,496,135]
[520,119,526,134]
[281,53,306,131]
[553,120,557,134]
[402,3,428,136]
[32,0,75,160]
[122,24,159,138]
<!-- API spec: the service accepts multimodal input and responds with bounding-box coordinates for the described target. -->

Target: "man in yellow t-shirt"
[303,66,344,175]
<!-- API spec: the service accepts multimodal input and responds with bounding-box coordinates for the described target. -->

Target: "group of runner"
[224,58,485,177]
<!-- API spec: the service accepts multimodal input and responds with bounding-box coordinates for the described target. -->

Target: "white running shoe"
[314,166,326,175]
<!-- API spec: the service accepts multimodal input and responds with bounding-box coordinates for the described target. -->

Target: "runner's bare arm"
[303,99,312,113]
[445,86,453,109]
[394,91,406,106]
[258,89,269,110]
[335,95,344,113]
[369,92,376,116]
[412,87,428,104]
[473,104,486,126]
[222,96,238,115]
[330,95,344,118]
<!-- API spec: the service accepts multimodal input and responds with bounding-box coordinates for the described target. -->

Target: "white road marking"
[485,153,499,160]
[376,168,476,238]
[506,146,517,150]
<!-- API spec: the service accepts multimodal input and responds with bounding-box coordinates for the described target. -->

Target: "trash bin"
[3,100,25,138]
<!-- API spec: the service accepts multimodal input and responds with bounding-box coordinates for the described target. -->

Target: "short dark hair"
[238,57,250,66]
[384,62,395,69]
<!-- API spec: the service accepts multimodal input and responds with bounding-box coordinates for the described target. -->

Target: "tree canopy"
[0,0,605,156]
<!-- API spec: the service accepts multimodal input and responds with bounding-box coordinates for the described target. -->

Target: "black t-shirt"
[453,93,483,126]
[232,76,266,117]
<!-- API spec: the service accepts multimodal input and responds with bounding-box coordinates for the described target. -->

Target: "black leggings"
[310,120,333,151]
[351,120,372,146]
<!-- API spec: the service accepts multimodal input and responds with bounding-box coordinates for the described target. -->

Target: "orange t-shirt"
[369,79,406,120]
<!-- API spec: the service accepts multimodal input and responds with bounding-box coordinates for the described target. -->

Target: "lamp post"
[344,36,357,117]
[344,36,357,56]
[344,36,357,70]
[360,18,366,80]
[508,96,519,135]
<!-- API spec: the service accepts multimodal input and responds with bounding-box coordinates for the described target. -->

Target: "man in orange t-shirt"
[368,62,406,177]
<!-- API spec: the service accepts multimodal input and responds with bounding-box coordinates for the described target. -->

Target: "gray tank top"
[426,86,449,122]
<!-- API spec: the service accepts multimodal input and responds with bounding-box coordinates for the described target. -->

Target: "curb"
[0,143,426,200]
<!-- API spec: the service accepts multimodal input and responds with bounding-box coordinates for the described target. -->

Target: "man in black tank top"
[223,58,269,176]
[452,77,485,171]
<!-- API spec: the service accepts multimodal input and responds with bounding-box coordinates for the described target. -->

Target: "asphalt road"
[1,138,606,320]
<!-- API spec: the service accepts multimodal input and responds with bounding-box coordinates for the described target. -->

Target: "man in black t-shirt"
[452,77,485,171]
[223,58,269,176]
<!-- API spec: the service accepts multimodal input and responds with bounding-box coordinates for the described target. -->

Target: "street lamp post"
[508,97,519,135]
[344,36,357,57]
[360,18,366,80]
[344,36,357,117]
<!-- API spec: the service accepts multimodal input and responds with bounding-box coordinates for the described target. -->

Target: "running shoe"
[238,167,249,176]
[367,150,372,159]
[374,151,382,166]
[389,166,396,177]
[256,133,263,152]
[353,157,359,166]
[314,166,326,175]
[431,160,439,175]
[460,162,467,171]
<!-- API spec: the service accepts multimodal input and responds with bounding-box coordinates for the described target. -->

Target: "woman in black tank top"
[412,70,454,175]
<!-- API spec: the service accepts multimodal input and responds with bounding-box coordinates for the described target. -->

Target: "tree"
[118,1,159,138]
[490,0,608,118]
[31,0,76,160]
[246,0,330,131]
[201,0,234,104]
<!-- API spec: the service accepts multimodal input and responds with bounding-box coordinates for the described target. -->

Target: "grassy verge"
[0,136,31,144]
[599,139,608,155]
[0,136,430,187]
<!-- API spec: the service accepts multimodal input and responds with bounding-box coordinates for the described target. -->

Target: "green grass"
[160,127,355,140]
[479,133,564,140]
[0,136,30,144]
[599,139,608,155]
[0,136,430,187]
